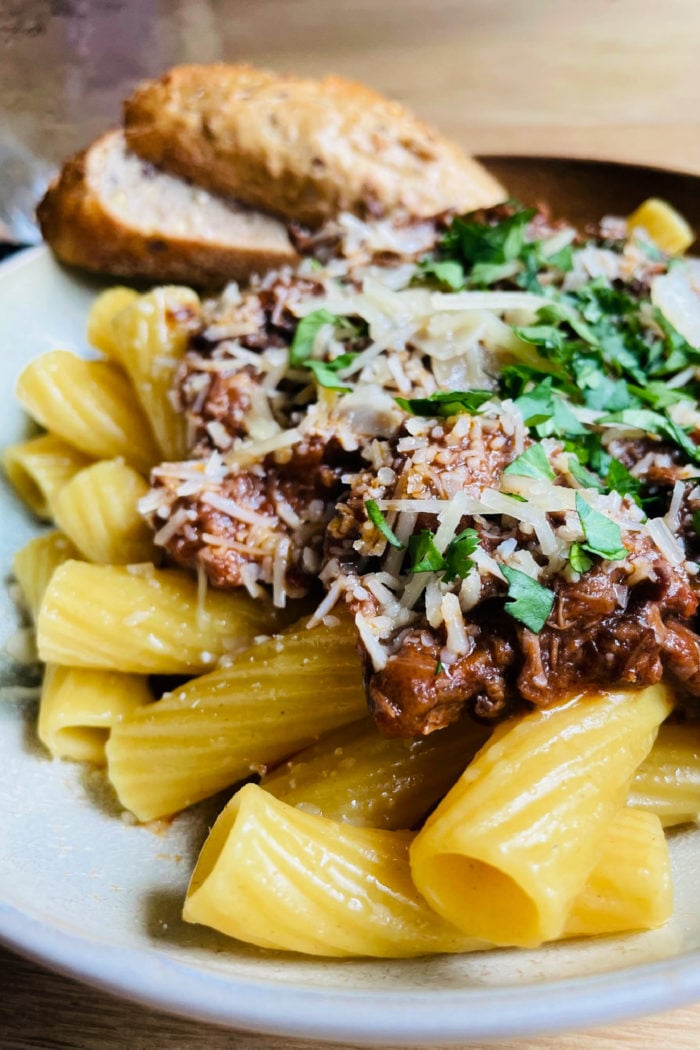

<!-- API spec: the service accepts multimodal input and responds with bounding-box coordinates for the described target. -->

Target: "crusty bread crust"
[124,64,506,226]
[37,131,298,286]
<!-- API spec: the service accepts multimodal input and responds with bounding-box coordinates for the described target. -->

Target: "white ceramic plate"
[2,246,700,1046]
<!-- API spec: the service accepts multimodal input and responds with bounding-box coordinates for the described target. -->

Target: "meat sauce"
[142,205,700,737]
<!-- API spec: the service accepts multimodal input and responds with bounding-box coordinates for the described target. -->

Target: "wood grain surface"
[2,1,700,1046]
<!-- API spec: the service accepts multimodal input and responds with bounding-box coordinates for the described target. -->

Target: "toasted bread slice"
[37,130,298,286]
[124,64,506,226]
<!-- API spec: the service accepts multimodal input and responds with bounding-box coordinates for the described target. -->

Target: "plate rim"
[2,222,700,1045]
[3,896,700,1046]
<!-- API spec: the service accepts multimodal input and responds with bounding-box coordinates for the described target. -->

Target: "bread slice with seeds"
[37,130,298,286]
[123,63,506,226]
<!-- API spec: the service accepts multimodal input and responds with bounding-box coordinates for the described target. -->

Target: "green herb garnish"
[442,528,480,584]
[503,443,555,481]
[442,207,537,268]
[407,527,479,584]
[365,500,404,550]
[306,352,359,391]
[289,309,340,366]
[566,454,605,491]
[501,565,555,634]
[513,378,587,438]
[395,390,493,418]
[407,530,445,573]
[569,541,594,574]
[605,460,643,503]
[575,492,628,561]
[416,258,466,291]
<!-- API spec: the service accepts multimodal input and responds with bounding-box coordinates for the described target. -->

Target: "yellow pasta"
[38,665,152,764]
[15,350,160,473]
[409,683,672,948]
[50,459,154,564]
[13,531,80,621]
[628,722,700,827]
[261,714,490,829]
[184,783,484,958]
[628,198,694,255]
[3,433,93,519]
[183,786,671,958]
[565,808,672,938]
[106,614,367,821]
[37,560,281,674]
[86,287,140,360]
[110,287,201,460]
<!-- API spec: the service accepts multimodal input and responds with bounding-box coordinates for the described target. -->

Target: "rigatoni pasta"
[409,684,672,947]
[86,287,140,361]
[183,785,672,956]
[37,561,281,674]
[13,531,80,621]
[184,782,485,958]
[628,723,700,828]
[564,807,672,938]
[108,287,200,460]
[261,714,490,830]
[15,350,160,473]
[3,433,92,519]
[38,665,152,764]
[105,614,367,820]
[50,458,154,564]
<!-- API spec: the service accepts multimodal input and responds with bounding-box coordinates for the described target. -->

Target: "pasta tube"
[3,433,92,519]
[13,531,80,621]
[15,350,160,473]
[261,714,490,829]
[86,287,140,360]
[409,684,672,948]
[628,722,700,827]
[184,783,484,958]
[627,198,694,255]
[50,459,154,564]
[110,287,201,459]
[37,561,280,674]
[38,665,152,764]
[105,614,367,821]
[183,786,671,958]
[565,807,671,938]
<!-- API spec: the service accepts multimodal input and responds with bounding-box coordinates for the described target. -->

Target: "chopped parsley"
[441,206,537,270]
[513,378,587,438]
[431,205,577,292]
[605,460,643,503]
[407,530,444,573]
[289,309,339,366]
[364,500,404,550]
[416,258,466,291]
[566,454,605,491]
[501,566,555,634]
[575,493,628,561]
[442,529,480,584]
[564,450,642,506]
[408,527,479,584]
[569,542,594,575]
[503,443,555,481]
[306,352,359,392]
[395,389,493,418]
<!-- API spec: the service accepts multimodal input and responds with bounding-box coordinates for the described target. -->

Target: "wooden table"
[2,0,700,1046]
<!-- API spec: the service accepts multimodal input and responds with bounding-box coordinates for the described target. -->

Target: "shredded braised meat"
[152,436,356,594]
[142,203,700,738]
